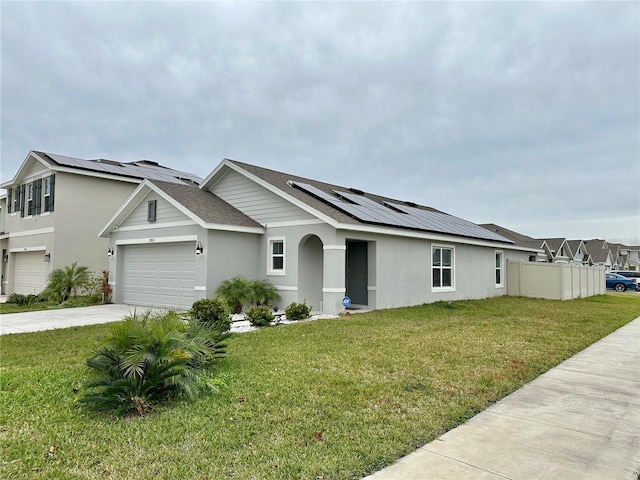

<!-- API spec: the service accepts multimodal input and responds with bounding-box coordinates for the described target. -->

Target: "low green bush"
[191,298,232,333]
[245,305,275,327]
[6,293,39,306]
[285,301,312,320]
[80,311,227,416]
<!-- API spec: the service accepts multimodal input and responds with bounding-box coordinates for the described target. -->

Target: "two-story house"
[0,151,200,296]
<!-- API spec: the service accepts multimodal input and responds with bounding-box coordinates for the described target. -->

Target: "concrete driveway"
[0,304,162,335]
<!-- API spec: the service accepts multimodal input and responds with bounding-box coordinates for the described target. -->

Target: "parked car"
[610,270,640,288]
[605,273,637,292]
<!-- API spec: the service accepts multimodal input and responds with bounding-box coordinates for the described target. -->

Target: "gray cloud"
[2,1,638,243]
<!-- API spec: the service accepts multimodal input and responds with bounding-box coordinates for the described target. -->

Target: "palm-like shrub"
[215,276,251,314]
[80,311,227,416]
[249,279,281,307]
[45,261,91,302]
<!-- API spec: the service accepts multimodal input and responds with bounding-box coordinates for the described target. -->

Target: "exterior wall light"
[196,241,204,255]
[3,255,8,262]
[107,247,114,257]
[44,253,51,262]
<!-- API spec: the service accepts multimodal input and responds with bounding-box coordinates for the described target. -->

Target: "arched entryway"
[298,235,324,313]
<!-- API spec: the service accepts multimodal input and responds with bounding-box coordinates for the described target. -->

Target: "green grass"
[1,295,638,479]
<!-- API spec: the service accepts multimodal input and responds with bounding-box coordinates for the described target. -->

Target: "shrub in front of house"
[80,311,227,416]
[245,305,275,327]
[191,298,232,333]
[248,279,281,307]
[7,293,39,306]
[215,276,251,314]
[44,261,91,302]
[285,301,312,320]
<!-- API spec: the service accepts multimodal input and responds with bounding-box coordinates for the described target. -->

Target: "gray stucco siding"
[206,229,261,299]
[211,169,315,224]
[54,173,135,276]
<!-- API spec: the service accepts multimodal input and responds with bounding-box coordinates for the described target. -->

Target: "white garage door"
[14,251,48,295]
[121,242,196,310]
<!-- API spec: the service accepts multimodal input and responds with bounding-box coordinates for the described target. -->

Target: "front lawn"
[1,295,638,479]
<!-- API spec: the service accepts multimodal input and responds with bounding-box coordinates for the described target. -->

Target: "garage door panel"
[121,242,196,310]
[14,251,48,295]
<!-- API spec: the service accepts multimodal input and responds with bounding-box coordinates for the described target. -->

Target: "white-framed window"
[495,250,504,288]
[267,237,286,275]
[432,245,454,291]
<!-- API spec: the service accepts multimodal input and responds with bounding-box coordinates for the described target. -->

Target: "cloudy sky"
[2,1,638,244]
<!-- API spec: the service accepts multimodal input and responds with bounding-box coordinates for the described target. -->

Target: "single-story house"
[100,159,539,315]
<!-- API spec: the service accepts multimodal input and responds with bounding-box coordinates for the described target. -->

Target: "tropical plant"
[80,311,227,416]
[215,276,251,314]
[6,293,39,306]
[248,279,281,307]
[191,298,232,333]
[99,270,112,303]
[44,261,91,302]
[245,305,275,327]
[285,300,312,320]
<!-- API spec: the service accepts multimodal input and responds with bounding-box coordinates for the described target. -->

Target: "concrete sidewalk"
[365,316,640,480]
[0,304,331,335]
[0,304,161,335]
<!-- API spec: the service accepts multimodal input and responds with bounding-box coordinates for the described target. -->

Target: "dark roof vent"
[96,158,123,167]
[133,160,160,167]
[349,187,365,195]
[404,201,418,208]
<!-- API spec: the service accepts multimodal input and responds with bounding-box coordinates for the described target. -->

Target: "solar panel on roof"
[44,152,202,185]
[291,181,512,243]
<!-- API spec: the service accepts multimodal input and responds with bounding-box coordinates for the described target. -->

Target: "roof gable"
[100,180,263,237]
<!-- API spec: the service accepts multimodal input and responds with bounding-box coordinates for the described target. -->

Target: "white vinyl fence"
[507,261,605,300]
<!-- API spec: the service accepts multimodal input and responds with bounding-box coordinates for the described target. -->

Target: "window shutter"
[7,188,12,213]
[19,184,26,217]
[34,179,42,214]
[48,175,55,212]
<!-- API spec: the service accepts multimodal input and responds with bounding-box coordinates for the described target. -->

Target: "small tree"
[215,276,251,314]
[249,279,281,307]
[44,261,91,302]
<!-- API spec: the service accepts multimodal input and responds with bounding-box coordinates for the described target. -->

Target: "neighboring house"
[608,243,630,270]
[541,238,572,263]
[566,239,591,265]
[0,151,201,296]
[621,246,640,271]
[583,239,614,271]
[100,159,538,314]
[479,224,548,262]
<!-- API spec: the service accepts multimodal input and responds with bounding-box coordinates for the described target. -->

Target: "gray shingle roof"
[151,180,262,229]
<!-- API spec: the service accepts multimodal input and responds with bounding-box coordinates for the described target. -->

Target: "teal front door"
[346,241,368,305]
